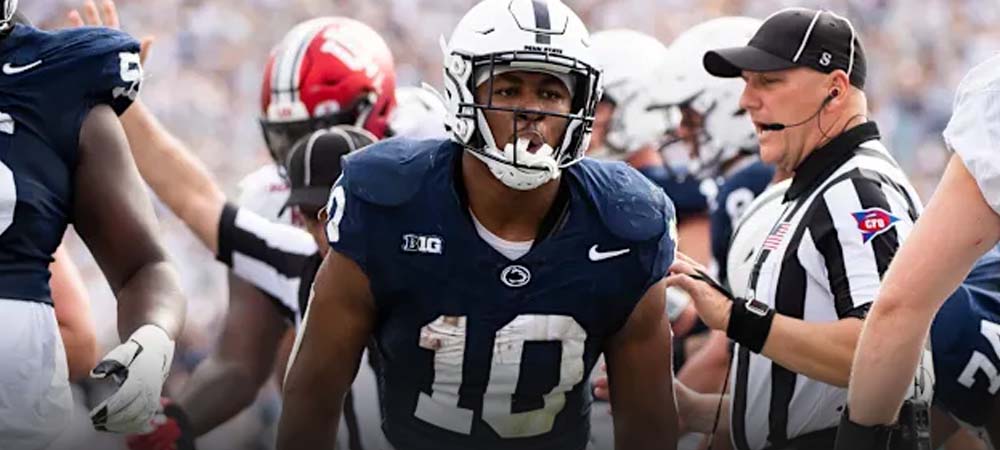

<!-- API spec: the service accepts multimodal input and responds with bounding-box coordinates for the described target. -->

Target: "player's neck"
[461,152,561,242]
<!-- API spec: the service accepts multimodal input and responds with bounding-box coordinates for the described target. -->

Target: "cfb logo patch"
[402,234,444,254]
[852,207,900,243]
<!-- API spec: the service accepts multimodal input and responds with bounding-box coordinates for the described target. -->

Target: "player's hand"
[90,325,176,433]
[126,399,197,450]
[665,252,732,331]
[66,0,155,65]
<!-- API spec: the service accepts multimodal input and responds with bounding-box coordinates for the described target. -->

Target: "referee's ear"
[317,206,329,225]
[826,70,852,108]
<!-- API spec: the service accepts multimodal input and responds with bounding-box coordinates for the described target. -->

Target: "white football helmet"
[651,17,761,178]
[590,29,673,157]
[442,0,602,191]
[391,86,449,140]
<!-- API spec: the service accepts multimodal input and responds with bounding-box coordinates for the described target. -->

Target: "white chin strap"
[473,137,561,191]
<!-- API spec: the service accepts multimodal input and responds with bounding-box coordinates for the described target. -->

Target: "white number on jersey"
[0,112,16,237]
[958,320,1000,394]
[112,52,142,101]
[415,314,587,438]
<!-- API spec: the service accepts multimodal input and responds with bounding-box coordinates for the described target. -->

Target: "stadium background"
[20,0,1000,448]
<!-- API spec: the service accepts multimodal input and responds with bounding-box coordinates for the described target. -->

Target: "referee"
[665,8,923,450]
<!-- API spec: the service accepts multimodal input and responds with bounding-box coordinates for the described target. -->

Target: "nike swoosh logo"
[3,60,42,75]
[588,245,630,262]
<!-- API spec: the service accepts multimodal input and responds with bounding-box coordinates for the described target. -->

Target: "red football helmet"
[260,17,396,163]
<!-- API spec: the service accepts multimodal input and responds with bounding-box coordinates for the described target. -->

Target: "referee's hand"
[665,252,732,332]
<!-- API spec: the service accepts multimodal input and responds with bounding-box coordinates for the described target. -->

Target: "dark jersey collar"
[450,145,571,245]
[785,121,880,202]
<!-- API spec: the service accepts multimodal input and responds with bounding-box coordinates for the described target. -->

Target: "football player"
[278,1,679,449]
[65,2,396,449]
[0,4,186,449]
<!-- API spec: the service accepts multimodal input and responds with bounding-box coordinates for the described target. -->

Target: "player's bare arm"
[51,244,99,382]
[604,278,679,450]
[849,155,1000,425]
[277,251,375,450]
[177,273,290,435]
[76,104,184,339]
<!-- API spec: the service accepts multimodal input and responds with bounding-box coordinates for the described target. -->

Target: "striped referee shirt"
[216,202,320,321]
[729,122,923,450]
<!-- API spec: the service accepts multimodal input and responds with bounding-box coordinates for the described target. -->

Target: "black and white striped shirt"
[216,202,319,321]
[729,123,923,450]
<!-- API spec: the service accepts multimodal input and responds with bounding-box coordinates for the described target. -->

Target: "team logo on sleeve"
[852,208,900,243]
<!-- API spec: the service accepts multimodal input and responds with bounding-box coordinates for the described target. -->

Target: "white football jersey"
[943,53,1000,215]
[236,164,293,224]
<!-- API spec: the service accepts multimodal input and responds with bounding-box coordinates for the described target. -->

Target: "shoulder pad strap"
[341,138,447,207]
[573,159,673,242]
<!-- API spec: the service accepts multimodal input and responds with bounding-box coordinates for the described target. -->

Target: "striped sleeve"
[217,202,319,316]
[805,176,916,318]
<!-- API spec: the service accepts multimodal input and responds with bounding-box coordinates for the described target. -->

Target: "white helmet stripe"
[273,19,332,105]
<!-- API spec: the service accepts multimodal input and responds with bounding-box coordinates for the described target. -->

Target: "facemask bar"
[452,49,600,173]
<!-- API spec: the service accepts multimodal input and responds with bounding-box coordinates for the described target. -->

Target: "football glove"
[90,324,176,433]
[126,398,197,450]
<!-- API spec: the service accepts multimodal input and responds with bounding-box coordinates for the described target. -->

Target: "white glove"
[89,324,175,433]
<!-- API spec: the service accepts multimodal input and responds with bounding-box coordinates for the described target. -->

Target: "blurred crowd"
[21,0,1000,448]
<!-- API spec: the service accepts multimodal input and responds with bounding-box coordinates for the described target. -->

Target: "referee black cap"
[283,125,375,210]
[703,8,867,89]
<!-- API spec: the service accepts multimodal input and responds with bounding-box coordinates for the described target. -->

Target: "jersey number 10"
[415,314,586,438]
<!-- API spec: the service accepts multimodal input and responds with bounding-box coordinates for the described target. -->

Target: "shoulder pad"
[45,27,142,115]
[572,159,675,242]
[340,138,450,207]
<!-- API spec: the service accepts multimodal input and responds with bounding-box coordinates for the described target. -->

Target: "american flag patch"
[763,222,791,251]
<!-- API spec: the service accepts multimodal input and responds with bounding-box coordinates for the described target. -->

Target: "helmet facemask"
[1,0,18,33]
[444,48,601,191]
[259,93,375,165]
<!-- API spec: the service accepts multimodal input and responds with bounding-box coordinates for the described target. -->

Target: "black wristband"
[163,402,198,450]
[834,408,895,450]
[726,298,775,353]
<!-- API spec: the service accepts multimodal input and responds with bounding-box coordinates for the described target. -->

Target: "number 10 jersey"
[325,139,677,450]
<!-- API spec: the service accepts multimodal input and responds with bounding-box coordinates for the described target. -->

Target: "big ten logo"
[402,234,444,255]
[320,28,384,91]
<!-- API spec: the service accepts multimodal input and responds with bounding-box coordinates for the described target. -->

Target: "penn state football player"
[278,1,679,449]
[66,3,396,449]
[0,3,186,449]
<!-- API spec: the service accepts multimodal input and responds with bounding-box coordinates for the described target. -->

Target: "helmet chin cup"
[474,138,561,191]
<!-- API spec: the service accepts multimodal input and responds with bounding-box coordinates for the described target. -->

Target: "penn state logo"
[500,265,531,288]
[402,234,443,254]
[852,208,900,243]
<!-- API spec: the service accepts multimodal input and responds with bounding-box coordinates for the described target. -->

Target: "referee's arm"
[762,177,915,387]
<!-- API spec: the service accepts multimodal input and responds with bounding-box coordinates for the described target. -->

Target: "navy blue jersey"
[637,163,707,217]
[325,139,676,450]
[931,244,1000,428]
[708,159,774,286]
[0,24,141,303]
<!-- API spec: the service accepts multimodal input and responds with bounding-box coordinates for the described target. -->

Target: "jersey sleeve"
[942,58,1000,216]
[216,202,318,317]
[804,177,917,318]
[81,28,143,115]
[640,192,679,294]
[325,174,371,273]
